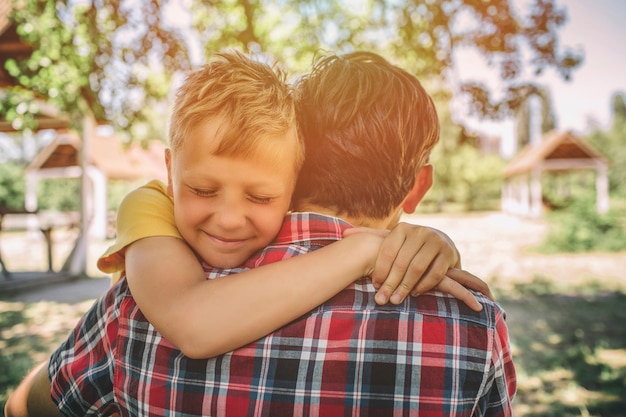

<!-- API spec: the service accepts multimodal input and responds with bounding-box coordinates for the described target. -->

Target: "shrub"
[0,162,26,210]
[539,197,626,253]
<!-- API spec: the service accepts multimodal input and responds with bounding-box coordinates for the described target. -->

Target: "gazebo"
[0,3,171,282]
[25,129,167,239]
[501,130,609,217]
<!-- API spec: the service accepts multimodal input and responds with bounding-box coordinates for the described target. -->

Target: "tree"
[587,92,626,198]
[3,0,581,134]
[514,86,557,148]
[612,92,626,127]
[185,0,582,121]
[3,0,190,140]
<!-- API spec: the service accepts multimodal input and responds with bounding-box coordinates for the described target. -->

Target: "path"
[6,276,111,303]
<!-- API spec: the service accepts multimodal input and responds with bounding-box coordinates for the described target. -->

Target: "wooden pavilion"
[501,130,609,217]
[0,5,166,285]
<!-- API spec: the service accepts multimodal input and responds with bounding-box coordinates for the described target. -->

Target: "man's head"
[166,51,303,268]
[292,52,439,227]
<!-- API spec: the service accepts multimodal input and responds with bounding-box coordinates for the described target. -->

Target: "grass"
[0,298,95,410]
[497,279,626,416]
[2,279,625,415]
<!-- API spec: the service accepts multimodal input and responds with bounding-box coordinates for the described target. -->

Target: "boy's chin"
[199,253,250,270]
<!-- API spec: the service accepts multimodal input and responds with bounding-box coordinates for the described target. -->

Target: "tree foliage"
[0,161,25,210]
[4,0,190,140]
[3,0,582,133]
[190,0,582,117]
[1,0,583,214]
[612,92,626,126]
[538,196,626,253]
[419,91,506,212]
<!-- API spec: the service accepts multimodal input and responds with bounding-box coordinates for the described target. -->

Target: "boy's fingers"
[446,268,494,301]
[371,228,407,287]
[374,235,429,304]
[388,245,445,304]
[375,280,397,305]
[373,229,419,304]
[436,277,483,312]
[407,255,449,296]
[379,227,451,305]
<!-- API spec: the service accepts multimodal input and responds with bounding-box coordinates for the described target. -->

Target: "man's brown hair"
[293,52,440,218]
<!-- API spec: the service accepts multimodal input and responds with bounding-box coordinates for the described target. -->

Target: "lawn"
[498,279,626,416]
[2,277,625,416]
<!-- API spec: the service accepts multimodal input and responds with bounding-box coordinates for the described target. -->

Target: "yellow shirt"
[97,180,182,284]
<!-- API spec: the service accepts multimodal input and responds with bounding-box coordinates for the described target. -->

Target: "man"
[6,51,516,417]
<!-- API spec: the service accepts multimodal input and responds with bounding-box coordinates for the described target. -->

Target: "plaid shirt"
[50,212,516,417]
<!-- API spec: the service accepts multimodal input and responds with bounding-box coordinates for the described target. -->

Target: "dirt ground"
[406,211,626,291]
[2,211,625,303]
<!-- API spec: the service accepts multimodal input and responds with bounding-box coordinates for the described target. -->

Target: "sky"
[453,0,626,157]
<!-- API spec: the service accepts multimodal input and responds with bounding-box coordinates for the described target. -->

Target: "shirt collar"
[273,212,353,245]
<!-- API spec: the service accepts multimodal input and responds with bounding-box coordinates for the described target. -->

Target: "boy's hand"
[441,267,495,303]
[344,223,492,311]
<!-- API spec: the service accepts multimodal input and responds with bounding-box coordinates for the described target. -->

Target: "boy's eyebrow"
[183,173,294,192]
[247,182,293,193]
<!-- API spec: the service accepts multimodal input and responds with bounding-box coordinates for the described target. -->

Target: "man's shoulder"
[316,283,506,331]
[409,290,506,329]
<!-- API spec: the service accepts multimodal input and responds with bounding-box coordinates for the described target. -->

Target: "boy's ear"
[164,148,174,197]
[402,164,433,214]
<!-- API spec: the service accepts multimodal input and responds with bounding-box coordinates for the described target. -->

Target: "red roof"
[27,130,168,182]
[503,130,607,178]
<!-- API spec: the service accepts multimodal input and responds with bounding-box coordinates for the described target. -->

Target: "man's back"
[122,285,512,416]
[50,213,515,417]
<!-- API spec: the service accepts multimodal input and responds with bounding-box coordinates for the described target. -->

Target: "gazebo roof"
[26,130,168,182]
[503,130,607,178]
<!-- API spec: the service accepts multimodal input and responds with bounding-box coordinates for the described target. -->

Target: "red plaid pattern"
[50,212,516,416]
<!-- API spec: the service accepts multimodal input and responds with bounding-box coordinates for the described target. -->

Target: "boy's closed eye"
[248,194,276,204]
[190,187,218,197]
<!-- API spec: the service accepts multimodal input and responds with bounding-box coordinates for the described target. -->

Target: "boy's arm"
[125,233,382,359]
[128,224,489,359]
[118,183,488,359]
[113,184,382,358]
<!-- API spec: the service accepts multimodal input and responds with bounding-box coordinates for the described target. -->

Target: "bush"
[539,197,626,253]
[0,162,26,210]
[37,178,80,211]
[422,144,505,212]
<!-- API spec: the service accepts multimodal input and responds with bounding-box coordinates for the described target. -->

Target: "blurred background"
[1,0,625,415]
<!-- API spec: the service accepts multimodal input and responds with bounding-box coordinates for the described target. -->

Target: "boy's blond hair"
[168,50,303,171]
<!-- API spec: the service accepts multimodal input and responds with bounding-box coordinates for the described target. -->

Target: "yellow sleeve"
[97,180,182,280]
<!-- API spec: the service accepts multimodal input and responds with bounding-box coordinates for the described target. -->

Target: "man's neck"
[292,202,402,229]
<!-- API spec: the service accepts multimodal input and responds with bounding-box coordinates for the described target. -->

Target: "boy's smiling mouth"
[204,231,249,247]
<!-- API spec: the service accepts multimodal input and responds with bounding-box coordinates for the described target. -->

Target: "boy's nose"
[213,202,247,230]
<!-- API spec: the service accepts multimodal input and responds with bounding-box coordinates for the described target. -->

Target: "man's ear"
[165,148,174,197]
[402,164,433,214]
